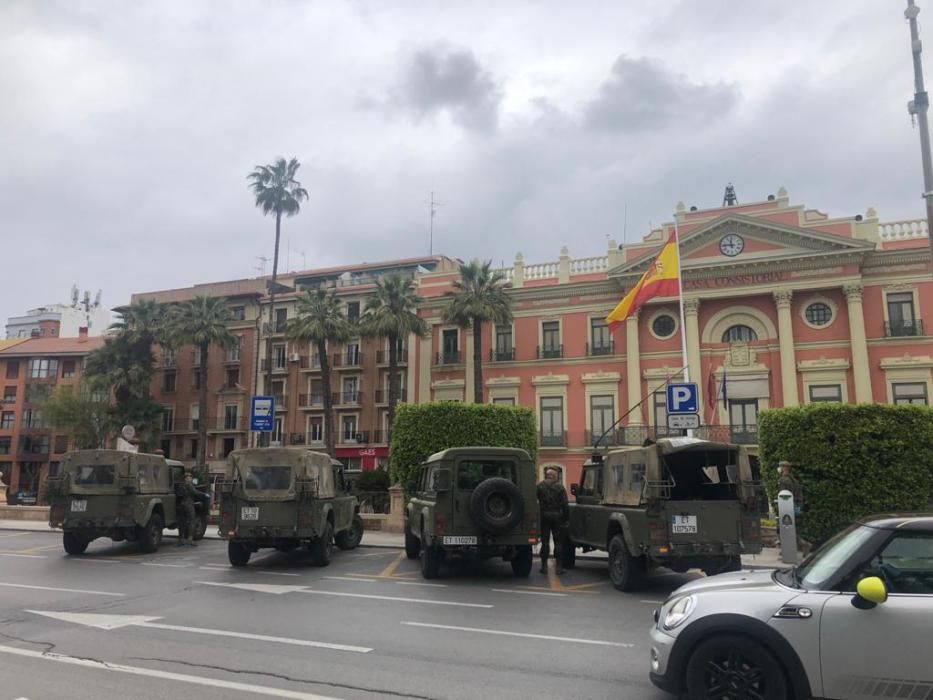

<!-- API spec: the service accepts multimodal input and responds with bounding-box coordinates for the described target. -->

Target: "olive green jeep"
[404,447,540,579]
[564,437,764,591]
[218,447,363,567]
[47,449,205,555]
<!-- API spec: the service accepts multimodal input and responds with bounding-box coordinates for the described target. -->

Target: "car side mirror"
[432,470,451,492]
[570,483,579,496]
[852,576,888,610]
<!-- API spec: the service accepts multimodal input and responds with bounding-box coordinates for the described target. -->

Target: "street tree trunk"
[472,317,483,403]
[264,210,282,447]
[320,338,335,456]
[197,342,208,466]
[387,332,399,442]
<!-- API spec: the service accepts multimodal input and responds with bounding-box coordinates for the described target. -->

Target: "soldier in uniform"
[536,467,569,575]
[175,471,200,546]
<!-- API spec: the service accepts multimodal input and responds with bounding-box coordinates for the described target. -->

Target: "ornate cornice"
[773,289,793,309]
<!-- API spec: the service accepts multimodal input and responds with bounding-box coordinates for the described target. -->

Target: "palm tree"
[103,299,169,403]
[286,287,353,455]
[247,157,309,407]
[168,296,235,466]
[359,273,428,438]
[442,259,513,403]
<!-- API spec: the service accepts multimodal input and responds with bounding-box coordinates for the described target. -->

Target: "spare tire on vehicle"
[469,477,524,535]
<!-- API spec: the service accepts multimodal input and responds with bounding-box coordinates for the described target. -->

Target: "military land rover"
[564,437,763,591]
[47,449,208,555]
[218,447,363,567]
[404,447,539,579]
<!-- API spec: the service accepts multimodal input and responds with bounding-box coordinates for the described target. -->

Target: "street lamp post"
[905,1,933,264]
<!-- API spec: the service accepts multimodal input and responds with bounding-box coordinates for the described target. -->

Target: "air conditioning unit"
[355,432,366,444]
[289,353,300,363]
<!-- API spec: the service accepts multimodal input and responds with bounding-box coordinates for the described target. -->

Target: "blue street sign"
[250,396,275,432]
[666,383,699,414]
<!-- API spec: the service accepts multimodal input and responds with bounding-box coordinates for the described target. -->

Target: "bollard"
[777,489,798,564]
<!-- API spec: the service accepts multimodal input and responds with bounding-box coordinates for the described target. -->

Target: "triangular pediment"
[608,213,874,278]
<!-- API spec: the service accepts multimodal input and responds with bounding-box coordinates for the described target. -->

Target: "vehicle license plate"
[671,515,697,534]
[442,536,477,545]
[241,507,259,521]
[70,500,87,513]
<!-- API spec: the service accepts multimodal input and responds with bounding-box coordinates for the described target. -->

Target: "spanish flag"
[606,231,680,331]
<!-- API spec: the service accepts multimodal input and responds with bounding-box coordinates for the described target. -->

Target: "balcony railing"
[201,416,249,431]
[333,351,363,368]
[374,389,407,404]
[586,340,614,356]
[300,355,323,370]
[436,351,462,365]
[299,393,325,408]
[884,319,924,337]
[273,394,286,409]
[372,430,390,444]
[376,348,409,364]
[539,431,566,447]
[340,431,370,444]
[261,358,289,372]
[333,391,362,405]
[489,348,515,362]
[537,344,563,359]
[591,425,759,447]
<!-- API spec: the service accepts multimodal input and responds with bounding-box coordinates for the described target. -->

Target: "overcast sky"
[1,0,928,325]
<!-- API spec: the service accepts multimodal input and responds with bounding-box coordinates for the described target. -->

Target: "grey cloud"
[390,45,503,133]
[584,55,738,131]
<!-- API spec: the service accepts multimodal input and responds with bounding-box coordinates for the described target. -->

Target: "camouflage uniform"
[175,478,199,546]
[537,479,569,574]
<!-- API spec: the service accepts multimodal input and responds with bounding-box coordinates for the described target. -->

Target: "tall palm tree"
[168,296,235,466]
[442,259,513,403]
[286,288,353,455]
[358,273,428,438]
[247,157,309,409]
[104,299,169,402]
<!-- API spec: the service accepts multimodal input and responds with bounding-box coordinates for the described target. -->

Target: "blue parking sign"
[250,396,275,431]
[666,383,698,414]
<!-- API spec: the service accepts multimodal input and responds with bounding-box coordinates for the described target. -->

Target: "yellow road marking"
[562,580,609,591]
[546,568,567,592]
[376,551,406,578]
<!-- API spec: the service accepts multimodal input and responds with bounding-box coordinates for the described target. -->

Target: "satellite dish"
[121,425,136,441]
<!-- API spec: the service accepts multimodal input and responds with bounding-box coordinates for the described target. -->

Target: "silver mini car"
[649,514,933,700]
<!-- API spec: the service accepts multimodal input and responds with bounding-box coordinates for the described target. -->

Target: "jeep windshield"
[457,460,517,490]
[72,464,116,486]
[243,466,292,490]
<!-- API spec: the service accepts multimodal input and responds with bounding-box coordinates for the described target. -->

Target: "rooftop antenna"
[723,183,738,206]
[94,290,102,307]
[71,285,79,307]
[425,191,442,256]
[255,256,270,276]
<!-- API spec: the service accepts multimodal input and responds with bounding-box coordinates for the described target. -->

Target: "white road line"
[256,571,301,577]
[300,589,493,608]
[141,562,191,568]
[198,566,229,571]
[0,582,124,597]
[0,644,343,699]
[400,621,635,647]
[0,532,30,539]
[142,621,371,653]
[0,553,48,559]
[491,588,567,598]
[395,581,447,588]
[69,558,122,564]
[323,576,378,583]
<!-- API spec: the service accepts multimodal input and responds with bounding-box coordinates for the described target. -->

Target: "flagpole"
[672,215,692,436]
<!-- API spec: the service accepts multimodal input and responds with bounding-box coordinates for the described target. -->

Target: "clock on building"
[719,233,744,257]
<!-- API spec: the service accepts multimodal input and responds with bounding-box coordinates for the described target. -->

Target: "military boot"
[539,558,548,574]
[556,561,565,575]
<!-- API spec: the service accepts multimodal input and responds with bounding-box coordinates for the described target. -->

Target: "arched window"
[722,325,758,343]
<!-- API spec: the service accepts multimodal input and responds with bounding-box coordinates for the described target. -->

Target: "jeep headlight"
[662,595,696,630]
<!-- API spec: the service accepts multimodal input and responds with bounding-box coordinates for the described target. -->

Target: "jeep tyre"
[336,515,364,550]
[510,545,533,577]
[685,634,788,700]
[404,520,420,560]
[228,541,251,567]
[310,521,334,567]
[607,534,643,591]
[561,538,577,569]
[469,477,524,535]
[192,515,207,541]
[421,540,441,579]
[138,512,164,553]
[703,555,742,577]
[63,531,88,556]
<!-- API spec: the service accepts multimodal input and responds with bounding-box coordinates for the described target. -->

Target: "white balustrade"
[879,219,929,240]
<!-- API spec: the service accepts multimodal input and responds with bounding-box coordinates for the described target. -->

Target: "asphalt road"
[0,530,699,699]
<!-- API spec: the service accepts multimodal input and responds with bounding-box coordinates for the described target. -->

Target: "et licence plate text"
[442,536,477,545]
[241,507,259,521]
[70,500,87,513]
[671,515,698,534]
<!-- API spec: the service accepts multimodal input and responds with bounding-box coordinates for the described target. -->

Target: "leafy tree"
[42,385,111,450]
[442,259,513,403]
[247,157,309,406]
[359,273,428,438]
[167,296,235,465]
[286,287,353,455]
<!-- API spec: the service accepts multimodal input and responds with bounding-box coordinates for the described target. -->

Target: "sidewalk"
[0,520,794,567]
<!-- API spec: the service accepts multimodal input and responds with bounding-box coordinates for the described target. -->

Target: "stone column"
[684,298,703,407]
[773,290,798,407]
[512,253,525,288]
[558,246,571,283]
[844,283,873,403]
[625,310,643,424]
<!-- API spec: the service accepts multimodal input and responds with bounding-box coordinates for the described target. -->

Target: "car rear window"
[244,466,292,490]
[73,464,115,485]
[457,460,517,490]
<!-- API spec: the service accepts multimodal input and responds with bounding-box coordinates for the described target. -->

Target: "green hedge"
[389,402,538,486]
[758,403,933,545]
